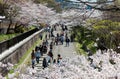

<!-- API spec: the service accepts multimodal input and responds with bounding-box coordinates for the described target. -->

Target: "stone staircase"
[35,54,47,72]
[33,28,61,79]
[34,33,52,79]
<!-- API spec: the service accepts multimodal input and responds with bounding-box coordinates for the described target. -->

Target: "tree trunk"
[6,19,12,34]
[14,22,22,29]
[14,22,23,33]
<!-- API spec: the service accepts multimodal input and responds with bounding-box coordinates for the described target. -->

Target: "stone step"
[36,68,43,72]
[39,58,43,61]
[40,55,46,59]
[34,74,46,79]
[35,66,42,68]
[36,65,42,68]
[35,64,42,67]
[37,67,43,69]
[36,66,43,69]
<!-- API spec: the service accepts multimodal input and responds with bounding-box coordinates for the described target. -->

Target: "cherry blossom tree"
[1,0,120,79]
[56,8,102,26]
[16,1,57,27]
[1,49,120,79]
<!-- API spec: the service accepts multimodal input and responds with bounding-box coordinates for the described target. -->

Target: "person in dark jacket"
[65,37,70,47]
[42,58,48,69]
[31,50,35,69]
[60,35,64,45]
[48,51,53,60]
[39,34,43,40]
[53,59,56,64]
[65,25,68,30]
[39,45,43,56]
[50,42,53,52]
[43,45,47,54]
[57,54,62,64]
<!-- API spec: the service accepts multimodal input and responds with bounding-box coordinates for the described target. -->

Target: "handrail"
[0,28,44,61]
[0,28,39,54]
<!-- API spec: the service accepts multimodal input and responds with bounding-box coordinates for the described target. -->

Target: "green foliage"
[0,0,10,16]
[0,26,36,42]
[15,26,35,33]
[75,43,87,55]
[72,20,120,54]
[28,26,36,30]
[72,25,97,55]
[15,26,25,33]
[0,34,19,42]
[92,20,120,49]
[93,20,120,31]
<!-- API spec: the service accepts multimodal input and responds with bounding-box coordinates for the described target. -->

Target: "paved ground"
[53,42,77,59]
[52,26,77,59]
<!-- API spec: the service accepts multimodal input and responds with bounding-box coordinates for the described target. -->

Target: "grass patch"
[0,34,19,42]
[28,26,36,30]
[75,42,87,56]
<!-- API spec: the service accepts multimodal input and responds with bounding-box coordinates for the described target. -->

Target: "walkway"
[52,26,77,59]
[33,26,77,79]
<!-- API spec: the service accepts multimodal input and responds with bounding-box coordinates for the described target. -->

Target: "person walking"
[50,42,53,52]
[39,45,43,56]
[35,49,41,64]
[43,45,47,54]
[31,50,35,69]
[65,37,70,47]
[65,25,68,30]
[57,33,60,44]
[57,54,62,64]
[57,33,59,38]
[53,25,56,31]
[55,37,58,45]
[39,34,42,40]
[46,54,51,64]
[42,58,48,69]
[53,59,56,64]
[45,40,48,46]
[51,28,54,37]
[48,51,53,60]
[60,35,64,45]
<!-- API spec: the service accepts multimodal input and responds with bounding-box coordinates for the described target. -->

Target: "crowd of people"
[31,23,74,70]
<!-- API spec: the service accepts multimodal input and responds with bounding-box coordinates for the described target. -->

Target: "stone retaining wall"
[0,29,44,63]
[0,29,44,76]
